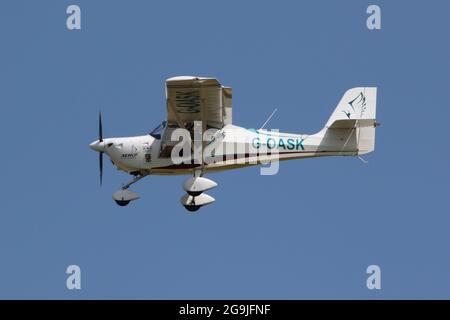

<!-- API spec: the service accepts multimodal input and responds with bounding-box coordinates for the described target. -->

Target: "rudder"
[325,87,377,128]
[322,87,378,155]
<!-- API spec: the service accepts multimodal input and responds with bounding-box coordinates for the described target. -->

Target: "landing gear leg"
[121,173,148,190]
[193,169,203,178]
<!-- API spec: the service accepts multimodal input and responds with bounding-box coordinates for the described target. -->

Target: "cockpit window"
[149,121,167,139]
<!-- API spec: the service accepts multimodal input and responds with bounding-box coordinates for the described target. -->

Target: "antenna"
[260,108,278,130]
[357,156,368,164]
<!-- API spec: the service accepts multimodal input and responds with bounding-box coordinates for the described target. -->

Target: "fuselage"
[90,124,357,176]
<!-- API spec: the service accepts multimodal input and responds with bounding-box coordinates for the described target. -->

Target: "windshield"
[149,121,167,139]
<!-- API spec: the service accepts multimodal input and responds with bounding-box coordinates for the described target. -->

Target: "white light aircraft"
[90,76,379,212]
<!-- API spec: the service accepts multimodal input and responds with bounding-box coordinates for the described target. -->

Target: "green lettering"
[296,138,305,150]
[287,138,295,150]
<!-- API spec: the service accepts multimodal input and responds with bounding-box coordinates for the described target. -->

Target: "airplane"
[89,76,379,212]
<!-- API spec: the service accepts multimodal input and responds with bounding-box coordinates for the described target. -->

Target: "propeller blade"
[99,151,103,186]
[99,111,103,142]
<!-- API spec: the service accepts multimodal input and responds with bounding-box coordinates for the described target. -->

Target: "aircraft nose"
[89,140,105,152]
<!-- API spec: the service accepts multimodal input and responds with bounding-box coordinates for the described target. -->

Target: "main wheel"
[187,191,202,197]
[115,200,130,206]
[184,205,200,212]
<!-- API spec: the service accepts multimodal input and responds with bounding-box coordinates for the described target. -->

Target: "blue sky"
[0,0,449,299]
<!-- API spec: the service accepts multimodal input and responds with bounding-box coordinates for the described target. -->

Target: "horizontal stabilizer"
[327,119,378,129]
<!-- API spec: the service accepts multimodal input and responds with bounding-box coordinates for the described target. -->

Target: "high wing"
[158,76,232,158]
[165,76,232,130]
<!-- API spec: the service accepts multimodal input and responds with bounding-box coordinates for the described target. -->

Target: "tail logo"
[342,110,351,119]
[342,92,367,119]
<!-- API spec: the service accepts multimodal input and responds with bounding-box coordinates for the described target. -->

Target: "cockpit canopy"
[149,121,167,139]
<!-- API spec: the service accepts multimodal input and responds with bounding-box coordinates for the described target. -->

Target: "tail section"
[326,87,377,127]
[321,87,378,155]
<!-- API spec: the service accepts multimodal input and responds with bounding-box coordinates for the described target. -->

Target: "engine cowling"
[183,177,218,196]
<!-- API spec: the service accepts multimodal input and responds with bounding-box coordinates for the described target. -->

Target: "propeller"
[99,111,104,186]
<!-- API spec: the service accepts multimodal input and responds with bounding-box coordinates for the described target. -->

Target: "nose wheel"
[115,200,130,207]
[112,173,148,207]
